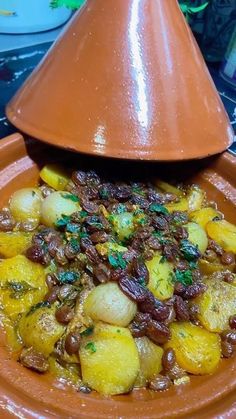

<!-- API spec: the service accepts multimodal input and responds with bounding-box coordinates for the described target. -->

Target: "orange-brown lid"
[6,0,234,161]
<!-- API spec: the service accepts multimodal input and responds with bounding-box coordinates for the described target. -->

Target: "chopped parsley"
[79,210,88,218]
[85,342,96,353]
[115,204,126,214]
[108,251,127,269]
[61,193,80,202]
[1,281,36,300]
[57,271,80,284]
[26,301,50,316]
[149,203,169,215]
[180,240,200,261]
[69,237,80,252]
[66,223,80,234]
[55,214,71,228]
[174,269,193,286]
[80,326,94,337]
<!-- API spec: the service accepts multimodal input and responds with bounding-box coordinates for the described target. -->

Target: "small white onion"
[9,188,42,226]
[41,191,80,227]
[84,282,137,327]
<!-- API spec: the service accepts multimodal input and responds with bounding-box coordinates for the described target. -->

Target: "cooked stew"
[0,164,235,395]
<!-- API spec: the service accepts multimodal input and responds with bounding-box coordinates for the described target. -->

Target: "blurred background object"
[0,0,72,33]
[220,27,236,89]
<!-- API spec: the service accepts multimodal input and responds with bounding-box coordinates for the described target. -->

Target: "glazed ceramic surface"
[6,0,234,161]
[0,133,236,418]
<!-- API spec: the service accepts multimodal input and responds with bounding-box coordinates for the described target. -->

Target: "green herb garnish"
[175,269,193,286]
[85,342,96,353]
[149,203,169,215]
[66,223,80,234]
[116,204,126,214]
[26,301,50,317]
[1,281,36,300]
[180,239,200,261]
[57,271,80,284]
[55,214,71,228]
[80,326,94,337]
[61,193,80,202]
[69,237,80,252]
[160,255,167,264]
[108,251,127,269]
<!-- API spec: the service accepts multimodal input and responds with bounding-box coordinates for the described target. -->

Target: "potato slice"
[165,322,221,375]
[110,212,135,241]
[84,282,137,327]
[79,322,140,395]
[190,207,220,229]
[0,232,32,258]
[0,310,22,352]
[155,180,183,197]
[199,259,235,275]
[40,164,70,191]
[194,278,236,333]
[0,255,47,319]
[186,222,208,254]
[135,337,163,387]
[18,304,65,357]
[206,220,236,253]
[166,198,189,213]
[146,253,174,300]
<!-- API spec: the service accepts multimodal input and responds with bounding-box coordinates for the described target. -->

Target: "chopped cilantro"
[26,301,50,316]
[0,281,36,300]
[149,203,169,215]
[136,216,147,226]
[108,251,127,269]
[69,237,80,252]
[66,223,80,233]
[116,329,121,333]
[175,269,193,286]
[57,271,80,284]
[116,204,126,214]
[189,261,197,269]
[80,326,94,337]
[79,210,88,218]
[85,342,96,353]
[55,214,71,228]
[180,239,200,261]
[61,193,80,202]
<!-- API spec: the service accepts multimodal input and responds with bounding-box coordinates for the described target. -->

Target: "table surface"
[0,32,235,154]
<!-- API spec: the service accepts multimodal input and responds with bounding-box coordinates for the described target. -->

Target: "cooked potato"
[9,188,42,227]
[134,337,163,387]
[206,220,236,253]
[111,212,135,241]
[146,253,174,300]
[18,304,65,356]
[166,198,189,213]
[186,222,208,254]
[165,322,221,375]
[187,186,205,212]
[40,164,70,191]
[48,356,80,386]
[0,255,47,319]
[199,259,235,275]
[41,191,81,227]
[0,231,32,258]
[0,310,22,352]
[190,207,220,229]
[193,278,236,332]
[84,282,137,327]
[79,322,140,395]
[95,242,127,257]
[155,180,183,197]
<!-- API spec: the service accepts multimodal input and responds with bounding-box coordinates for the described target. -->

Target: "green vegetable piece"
[80,326,94,337]
[108,251,127,269]
[85,342,96,353]
[61,193,80,203]
[57,271,80,284]
[175,269,193,286]
[149,203,169,215]
[180,239,200,261]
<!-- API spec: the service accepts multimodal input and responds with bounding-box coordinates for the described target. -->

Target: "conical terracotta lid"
[6,0,234,161]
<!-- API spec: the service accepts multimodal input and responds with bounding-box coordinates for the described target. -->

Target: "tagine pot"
[6,0,234,161]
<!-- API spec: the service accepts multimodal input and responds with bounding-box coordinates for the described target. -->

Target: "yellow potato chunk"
[135,337,163,387]
[186,222,208,254]
[206,220,236,253]
[18,304,65,357]
[84,282,137,327]
[41,191,81,227]
[0,232,32,258]
[165,322,221,375]
[0,255,47,319]
[166,198,189,213]
[9,188,42,227]
[0,310,22,352]
[187,186,205,212]
[146,253,174,300]
[155,180,183,197]
[111,212,135,241]
[190,207,220,229]
[199,259,235,275]
[40,164,70,191]
[194,278,236,333]
[79,322,140,395]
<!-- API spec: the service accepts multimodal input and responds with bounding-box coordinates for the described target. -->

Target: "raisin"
[146,320,171,344]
